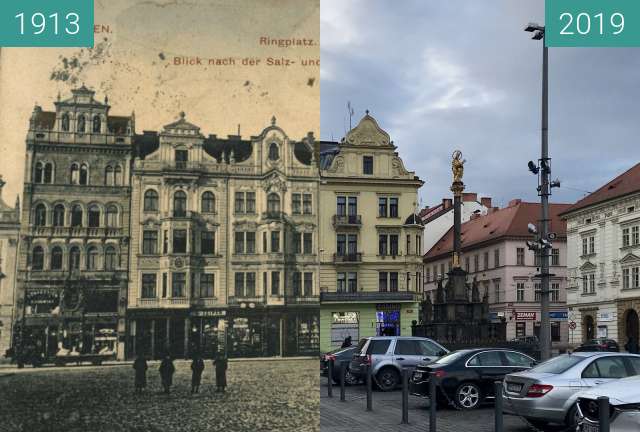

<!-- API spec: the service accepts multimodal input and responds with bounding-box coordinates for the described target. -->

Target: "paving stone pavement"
[320,380,565,432]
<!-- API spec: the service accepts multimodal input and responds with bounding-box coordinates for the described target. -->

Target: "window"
[61,113,70,131]
[201,231,215,255]
[69,246,81,271]
[142,230,158,254]
[293,233,302,254]
[503,351,534,367]
[623,228,630,247]
[406,272,411,290]
[162,273,167,298]
[303,233,312,254]
[390,272,398,292]
[347,234,357,255]
[144,190,158,212]
[172,273,186,297]
[337,234,346,255]
[416,236,421,255]
[235,192,245,213]
[271,271,280,295]
[633,226,640,245]
[70,163,80,185]
[271,231,280,252]
[348,272,357,292]
[516,248,525,266]
[106,205,118,227]
[552,248,560,266]
[88,205,100,228]
[246,272,256,296]
[348,197,357,216]
[589,236,595,254]
[582,237,588,255]
[551,282,560,302]
[93,115,101,133]
[583,236,595,255]
[390,235,398,256]
[79,164,88,185]
[293,272,301,296]
[267,193,280,213]
[465,257,470,273]
[366,339,391,355]
[142,274,157,298]
[113,164,122,185]
[516,322,526,338]
[105,246,117,270]
[336,196,346,216]
[416,272,421,292]
[292,194,301,214]
[363,156,373,174]
[494,281,500,302]
[379,235,388,256]
[234,273,245,297]
[303,194,312,214]
[474,255,479,272]
[534,283,541,302]
[173,229,187,253]
[77,115,86,133]
[35,162,43,183]
[200,274,215,298]
[484,252,489,270]
[201,192,215,213]
[583,275,589,294]
[389,198,398,218]
[262,232,267,252]
[105,166,114,186]
[425,267,431,283]
[51,246,63,270]
[406,235,411,255]
[87,246,99,270]
[41,163,52,184]
[395,340,420,356]
[589,274,595,293]
[378,198,387,217]
[551,322,561,342]
[494,249,500,267]
[337,273,346,293]
[246,192,255,213]
[71,205,83,227]
[173,191,187,217]
[623,267,640,289]
[379,272,388,292]
[246,232,255,253]
[582,357,628,379]
[175,149,188,168]
[468,351,503,367]
[236,231,245,253]
[34,204,47,226]
[516,282,525,302]
[32,246,44,270]
[268,142,279,160]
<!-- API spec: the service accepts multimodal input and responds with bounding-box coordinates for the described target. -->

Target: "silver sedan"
[502,352,640,429]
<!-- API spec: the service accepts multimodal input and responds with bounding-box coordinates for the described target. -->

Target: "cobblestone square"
[0,359,319,432]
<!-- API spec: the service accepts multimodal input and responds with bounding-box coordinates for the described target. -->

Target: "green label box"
[0,0,93,47]
[546,0,640,47]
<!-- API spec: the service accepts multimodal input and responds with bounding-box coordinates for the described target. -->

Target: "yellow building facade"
[318,114,424,352]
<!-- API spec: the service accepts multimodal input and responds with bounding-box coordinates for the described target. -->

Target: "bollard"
[340,360,347,402]
[366,364,373,411]
[401,368,409,424]
[429,372,437,432]
[598,396,610,432]
[494,381,503,432]
[327,359,333,398]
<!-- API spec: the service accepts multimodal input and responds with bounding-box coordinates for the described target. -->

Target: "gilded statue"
[451,150,466,183]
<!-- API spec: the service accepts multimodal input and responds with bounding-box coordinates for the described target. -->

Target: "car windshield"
[434,350,470,365]
[328,347,353,355]
[355,338,367,354]
[529,354,584,374]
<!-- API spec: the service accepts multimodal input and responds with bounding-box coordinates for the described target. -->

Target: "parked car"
[503,352,640,429]
[409,348,535,410]
[510,336,539,345]
[349,336,448,391]
[576,375,640,431]
[320,346,360,385]
[574,338,620,352]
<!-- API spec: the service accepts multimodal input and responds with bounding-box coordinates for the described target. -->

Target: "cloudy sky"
[321,0,640,209]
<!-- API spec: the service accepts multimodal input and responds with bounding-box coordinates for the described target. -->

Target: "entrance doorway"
[625,309,639,344]
[376,310,400,336]
[583,315,595,341]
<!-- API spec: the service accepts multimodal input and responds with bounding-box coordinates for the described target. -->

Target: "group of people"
[132,353,229,395]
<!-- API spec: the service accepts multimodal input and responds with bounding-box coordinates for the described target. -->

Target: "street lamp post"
[525,22,553,361]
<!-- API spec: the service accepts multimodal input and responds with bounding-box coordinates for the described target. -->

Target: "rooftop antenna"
[347,101,354,130]
[237,124,240,136]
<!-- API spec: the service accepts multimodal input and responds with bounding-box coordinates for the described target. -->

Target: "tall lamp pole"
[525,23,558,361]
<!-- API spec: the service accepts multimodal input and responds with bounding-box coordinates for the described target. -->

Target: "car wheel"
[565,404,580,428]
[454,382,481,410]
[376,367,400,391]
[344,369,359,385]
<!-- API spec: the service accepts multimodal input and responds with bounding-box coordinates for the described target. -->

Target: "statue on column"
[421,291,433,324]
[435,277,445,303]
[451,150,466,183]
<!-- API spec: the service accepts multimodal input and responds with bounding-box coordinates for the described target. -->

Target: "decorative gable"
[344,113,392,147]
[620,253,640,265]
[580,261,597,272]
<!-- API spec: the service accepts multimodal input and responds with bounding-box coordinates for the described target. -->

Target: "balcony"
[262,211,285,221]
[286,295,319,305]
[333,253,362,264]
[135,297,189,308]
[332,214,362,228]
[191,297,220,307]
[228,296,264,306]
[320,290,420,303]
[32,226,123,238]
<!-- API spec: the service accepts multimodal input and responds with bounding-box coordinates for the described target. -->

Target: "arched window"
[88,205,100,228]
[105,166,114,186]
[69,246,81,270]
[77,115,86,133]
[34,162,43,184]
[105,246,117,271]
[268,143,279,161]
[34,204,47,226]
[267,193,281,213]
[51,246,63,270]
[106,205,118,227]
[71,205,83,227]
[61,113,70,132]
[173,190,187,217]
[114,165,122,186]
[32,246,44,270]
[93,115,101,133]
[79,164,88,185]
[87,246,99,270]
[201,192,215,213]
[70,163,79,185]
[44,163,53,184]
[144,190,158,212]
[53,204,65,227]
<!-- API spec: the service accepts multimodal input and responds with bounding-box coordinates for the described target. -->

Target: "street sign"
[569,321,577,330]
[547,232,557,240]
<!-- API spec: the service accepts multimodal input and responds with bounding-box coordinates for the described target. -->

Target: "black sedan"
[409,348,536,410]
[320,346,360,385]
[574,338,620,352]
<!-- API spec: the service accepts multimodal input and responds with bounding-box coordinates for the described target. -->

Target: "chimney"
[442,198,453,209]
[508,198,522,207]
[470,212,482,220]
[480,197,492,208]
[462,192,477,202]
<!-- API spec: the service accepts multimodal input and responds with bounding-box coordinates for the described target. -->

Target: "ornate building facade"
[0,176,21,355]
[318,114,424,352]
[16,87,133,360]
[126,114,320,359]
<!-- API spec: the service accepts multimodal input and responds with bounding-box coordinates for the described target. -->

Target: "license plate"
[506,383,522,393]
[581,422,599,432]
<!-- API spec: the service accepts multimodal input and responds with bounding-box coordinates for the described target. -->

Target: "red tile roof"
[561,162,640,216]
[424,201,572,261]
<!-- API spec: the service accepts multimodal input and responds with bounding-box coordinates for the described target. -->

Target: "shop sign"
[597,311,616,322]
[549,311,568,320]
[192,310,227,318]
[516,311,537,320]
[332,312,358,325]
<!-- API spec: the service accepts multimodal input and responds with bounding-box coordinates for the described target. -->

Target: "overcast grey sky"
[320,0,640,209]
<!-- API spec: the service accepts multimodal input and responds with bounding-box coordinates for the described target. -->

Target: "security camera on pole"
[524,22,561,361]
